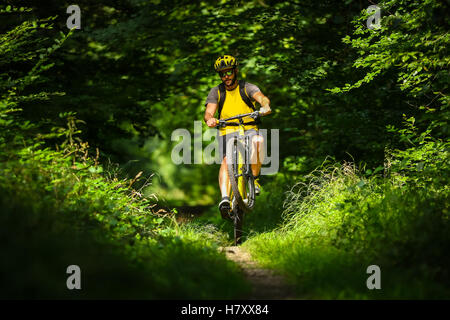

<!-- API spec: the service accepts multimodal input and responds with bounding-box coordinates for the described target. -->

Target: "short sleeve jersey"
[205,82,261,136]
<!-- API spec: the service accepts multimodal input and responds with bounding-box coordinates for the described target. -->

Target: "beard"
[223,76,237,87]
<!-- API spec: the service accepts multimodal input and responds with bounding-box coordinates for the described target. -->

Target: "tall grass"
[245,158,450,299]
[0,127,250,299]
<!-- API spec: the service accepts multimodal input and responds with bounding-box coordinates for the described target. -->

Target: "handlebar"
[215,111,260,128]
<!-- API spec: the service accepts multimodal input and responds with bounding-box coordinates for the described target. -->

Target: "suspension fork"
[237,123,247,198]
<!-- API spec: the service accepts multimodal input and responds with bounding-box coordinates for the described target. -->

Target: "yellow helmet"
[214,55,238,72]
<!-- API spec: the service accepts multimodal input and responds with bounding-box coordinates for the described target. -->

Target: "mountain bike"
[217,111,261,245]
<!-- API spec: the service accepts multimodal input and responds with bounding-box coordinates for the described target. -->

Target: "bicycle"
[217,111,261,245]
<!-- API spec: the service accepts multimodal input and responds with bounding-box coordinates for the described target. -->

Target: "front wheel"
[226,138,255,214]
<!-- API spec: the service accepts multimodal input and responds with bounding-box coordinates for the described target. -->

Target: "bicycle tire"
[226,137,255,214]
[234,206,244,245]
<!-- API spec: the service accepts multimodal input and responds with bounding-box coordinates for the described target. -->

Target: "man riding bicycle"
[203,55,272,220]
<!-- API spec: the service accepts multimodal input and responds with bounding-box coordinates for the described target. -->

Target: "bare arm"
[252,91,271,116]
[204,103,218,127]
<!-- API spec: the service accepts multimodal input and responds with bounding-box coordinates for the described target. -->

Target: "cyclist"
[204,55,271,220]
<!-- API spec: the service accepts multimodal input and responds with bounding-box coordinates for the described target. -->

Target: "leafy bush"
[245,121,449,298]
[386,116,449,191]
[0,114,251,298]
[0,6,250,299]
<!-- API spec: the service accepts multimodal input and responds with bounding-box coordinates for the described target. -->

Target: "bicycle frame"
[218,112,259,212]
[216,111,260,244]
[234,122,251,209]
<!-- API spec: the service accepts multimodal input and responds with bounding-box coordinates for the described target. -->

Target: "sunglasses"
[219,69,235,77]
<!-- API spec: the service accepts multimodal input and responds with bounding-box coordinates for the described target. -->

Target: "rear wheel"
[233,206,244,245]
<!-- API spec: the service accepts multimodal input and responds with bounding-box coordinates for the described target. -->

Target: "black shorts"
[218,129,259,160]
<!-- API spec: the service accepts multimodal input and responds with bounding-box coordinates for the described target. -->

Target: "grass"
[0,141,251,299]
[244,162,450,299]
[191,174,289,245]
[3,115,447,299]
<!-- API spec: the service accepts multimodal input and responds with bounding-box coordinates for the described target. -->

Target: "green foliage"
[0,112,250,298]
[246,114,449,298]
[330,0,449,135]
[0,6,250,299]
[243,174,291,235]
[238,1,449,298]
[246,144,449,298]
[386,116,449,191]
[0,188,249,299]
[0,5,70,157]
[1,0,449,299]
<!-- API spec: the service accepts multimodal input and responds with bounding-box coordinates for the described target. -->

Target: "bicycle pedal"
[219,200,232,221]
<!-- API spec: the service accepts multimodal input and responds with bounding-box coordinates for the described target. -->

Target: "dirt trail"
[219,246,297,300]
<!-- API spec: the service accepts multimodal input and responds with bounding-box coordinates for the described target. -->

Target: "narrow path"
[219,246,297,300]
